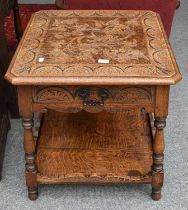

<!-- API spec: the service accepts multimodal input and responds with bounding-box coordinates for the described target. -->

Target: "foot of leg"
[28,187,38,200]
[151,188,161,201]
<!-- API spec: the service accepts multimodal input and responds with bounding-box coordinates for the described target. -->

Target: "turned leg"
[151,86,169,201]
[23,117,38,200]
[151,117,166,201]
[18,87,38,200]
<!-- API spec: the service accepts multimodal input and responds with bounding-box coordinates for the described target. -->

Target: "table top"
[5,10,181,85]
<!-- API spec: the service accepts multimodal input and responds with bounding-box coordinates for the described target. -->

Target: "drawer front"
[32,86,155,112]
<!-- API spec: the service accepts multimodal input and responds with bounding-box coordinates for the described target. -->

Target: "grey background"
[0,0,188,209]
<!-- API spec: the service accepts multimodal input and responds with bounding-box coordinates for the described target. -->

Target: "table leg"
[18,86,38,200]
[152,117,166,200]
[23,116,38,200]
[151,86,169,201]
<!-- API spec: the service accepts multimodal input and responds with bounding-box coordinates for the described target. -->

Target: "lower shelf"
[36,109,153,184]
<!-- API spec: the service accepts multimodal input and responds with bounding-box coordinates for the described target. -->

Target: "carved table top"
[5,10,181,85]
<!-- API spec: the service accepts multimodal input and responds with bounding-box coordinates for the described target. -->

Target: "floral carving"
[33,86,154,109]
[33,87,73,103]
[115,87,153,103]
[5,10,180,85]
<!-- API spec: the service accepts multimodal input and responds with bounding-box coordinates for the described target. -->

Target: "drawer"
[32,86,155,112]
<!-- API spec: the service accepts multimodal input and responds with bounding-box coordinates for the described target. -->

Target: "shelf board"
[36,109,153,184]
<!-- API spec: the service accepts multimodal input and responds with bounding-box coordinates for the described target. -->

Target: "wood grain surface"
[32,85,155,113]
[36,109,153,184]
[9,9,181,200]
[5,10,181,85]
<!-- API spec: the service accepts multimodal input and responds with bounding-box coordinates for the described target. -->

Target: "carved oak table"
[5,10,181,200]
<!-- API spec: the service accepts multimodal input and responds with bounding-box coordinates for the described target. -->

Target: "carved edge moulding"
[5,10,181,85]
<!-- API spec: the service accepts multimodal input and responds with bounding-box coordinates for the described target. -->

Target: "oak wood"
[36,109,153,184]
[17,86,38,200]
[5,10,181,85]
[6,10,182,200]
[31,86,155,114]
[151,86,169,200]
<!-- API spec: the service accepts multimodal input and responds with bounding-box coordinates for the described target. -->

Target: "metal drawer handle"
[77,87,109,107]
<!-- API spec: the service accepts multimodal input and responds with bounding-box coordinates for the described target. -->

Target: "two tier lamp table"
[5,10,182,200]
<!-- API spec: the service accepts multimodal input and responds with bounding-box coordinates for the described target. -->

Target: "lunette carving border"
[32,86,155,113]
[10,10,176,79]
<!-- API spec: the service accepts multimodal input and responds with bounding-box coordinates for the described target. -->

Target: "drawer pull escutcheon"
[77,87,109,107]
